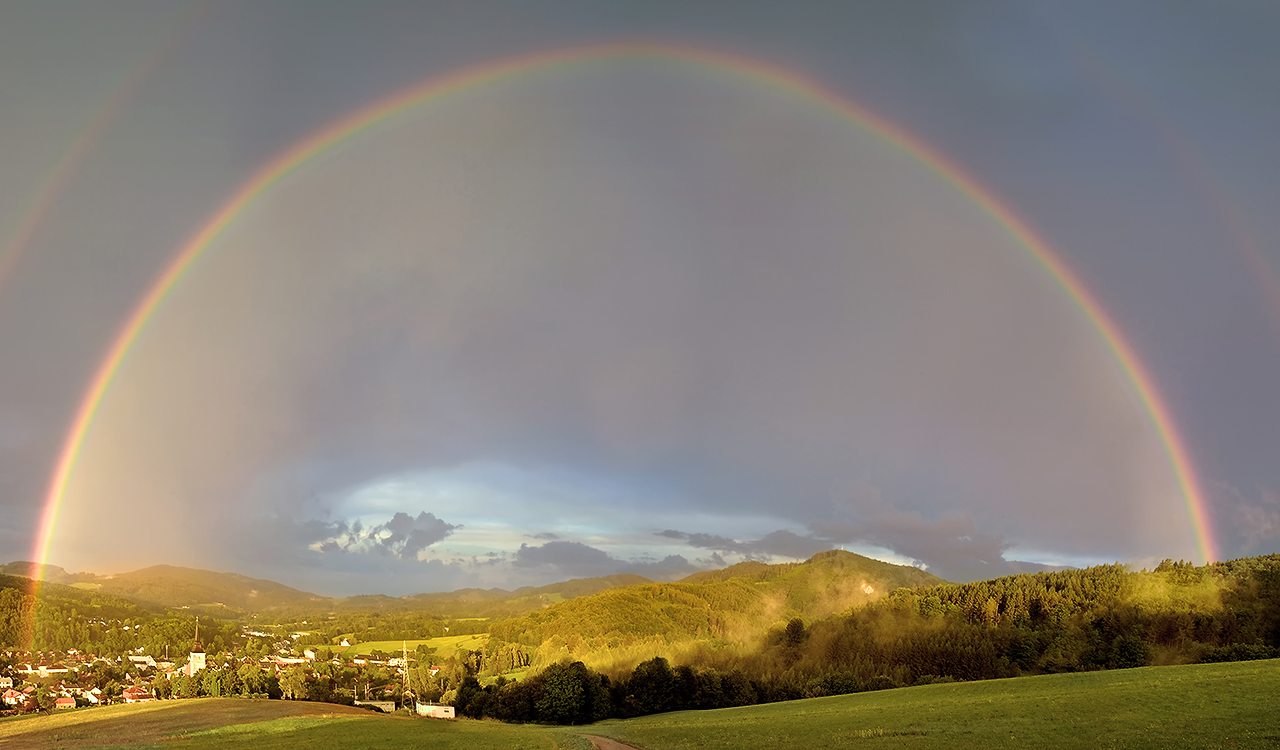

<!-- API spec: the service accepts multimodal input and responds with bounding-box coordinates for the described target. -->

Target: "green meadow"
[586,659,1280,750]
[334,632,488,660]
[2,660,1275,749]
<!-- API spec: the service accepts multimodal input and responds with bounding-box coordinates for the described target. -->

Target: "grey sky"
[1,1,1278,595]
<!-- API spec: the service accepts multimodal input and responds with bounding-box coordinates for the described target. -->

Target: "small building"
[2,689,23,707]
[354,700,397,713]
[416,702,455,719]
[54,696,76,710]
[0,677,12,689]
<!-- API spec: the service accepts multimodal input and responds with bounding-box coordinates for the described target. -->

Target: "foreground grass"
[0,698,587,750]
[588,659,1280,750]
[1,660,1275,749]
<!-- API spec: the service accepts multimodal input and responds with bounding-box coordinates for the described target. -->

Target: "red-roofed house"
[122,686,156,703]
[54,696,76,710]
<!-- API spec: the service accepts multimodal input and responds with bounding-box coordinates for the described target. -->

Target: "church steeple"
[185,616,206,677]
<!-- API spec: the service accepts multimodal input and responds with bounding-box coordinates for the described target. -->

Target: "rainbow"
[32,41,1217,596]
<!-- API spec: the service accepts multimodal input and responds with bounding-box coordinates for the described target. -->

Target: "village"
[1,623,457,719]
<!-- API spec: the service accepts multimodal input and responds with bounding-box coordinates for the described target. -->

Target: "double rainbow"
[32,42,1218,589]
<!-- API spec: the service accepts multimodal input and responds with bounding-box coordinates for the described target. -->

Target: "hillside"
[681,549,942,614]
[489,550,943,652]
[87,565,324,611]
[0,572,160,650]
[0,561,80,584]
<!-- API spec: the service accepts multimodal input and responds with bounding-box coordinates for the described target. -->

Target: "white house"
[416,702,455,719]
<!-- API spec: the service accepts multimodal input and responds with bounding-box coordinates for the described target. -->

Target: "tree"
[200,668,222,697]
[34,686,56,713]
[783,618,808,648]
[453,675,482,717]
[237,663,270,695]
[534,661,608,724]
[627,656,673,715]
[280,665,308,701]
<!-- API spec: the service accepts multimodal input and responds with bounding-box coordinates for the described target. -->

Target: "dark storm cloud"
[1208,482,1280,556]
[514,541,697,580]
[514,541,614,570]
[658,523,1062,582]
[657,529,831,561]
[808,488,1069,581]
[311,511,458,560]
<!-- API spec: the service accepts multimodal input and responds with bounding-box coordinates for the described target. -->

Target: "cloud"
[1209,482,1280,555]
[514,541,613,570]
[657,529,831,560]
[513,540,698,580]
[310,511,458,560]
[808,487,1062,582]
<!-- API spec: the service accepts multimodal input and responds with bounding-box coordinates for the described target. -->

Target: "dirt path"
[580,733,645,750]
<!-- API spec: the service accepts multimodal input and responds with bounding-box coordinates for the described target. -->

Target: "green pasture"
[588,659,1280,750]
[2,659,1276,749]
[334,633,488,660]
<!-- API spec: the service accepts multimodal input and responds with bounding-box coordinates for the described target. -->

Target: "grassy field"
[335,633,488,660]
[1,660,1275,749]
[588,659,1280,750]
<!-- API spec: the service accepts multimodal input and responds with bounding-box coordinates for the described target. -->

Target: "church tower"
[186,617,206,677]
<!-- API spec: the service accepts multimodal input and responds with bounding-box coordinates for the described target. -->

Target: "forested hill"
[489,550,942,654]
[679,549,941,592]
[0,572,160,651]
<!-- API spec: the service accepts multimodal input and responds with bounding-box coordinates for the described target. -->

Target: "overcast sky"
[2,1,1278,596]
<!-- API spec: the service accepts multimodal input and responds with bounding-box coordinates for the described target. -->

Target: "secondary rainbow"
[0,3,209,296]
[33,41,1218,583]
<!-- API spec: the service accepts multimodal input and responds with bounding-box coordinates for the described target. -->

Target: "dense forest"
[454,555,1280,723]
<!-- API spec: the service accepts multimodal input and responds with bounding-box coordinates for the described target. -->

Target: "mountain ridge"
[2,552,939,620]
